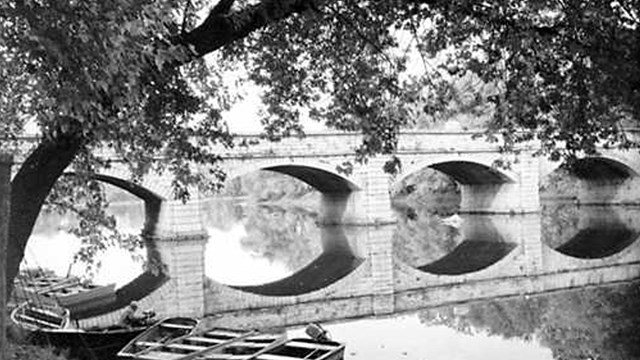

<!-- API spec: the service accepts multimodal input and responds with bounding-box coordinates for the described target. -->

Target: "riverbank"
[4,324,66,360]
[6,342,67,360]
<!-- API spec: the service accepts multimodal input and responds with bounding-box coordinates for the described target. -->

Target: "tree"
[1,0,639,296]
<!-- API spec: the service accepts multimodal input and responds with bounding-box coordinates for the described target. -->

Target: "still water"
[287,280,640,359]
[22,172,640,359]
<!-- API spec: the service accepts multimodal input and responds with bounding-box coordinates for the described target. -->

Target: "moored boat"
[13,271,117,315]
[118,317,200,358]
[10,301,70,330]
[123,327,287,360]
[11,302,157,360]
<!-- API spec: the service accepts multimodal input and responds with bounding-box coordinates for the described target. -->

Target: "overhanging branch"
[177,0,330,59]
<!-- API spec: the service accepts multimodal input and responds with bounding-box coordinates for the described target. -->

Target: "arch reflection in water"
[394,209,517,275]
[418,215,516,275]
[23,182,168,319]
[234,224,363,296]
[543,204,640,259]
[203,199,363,296]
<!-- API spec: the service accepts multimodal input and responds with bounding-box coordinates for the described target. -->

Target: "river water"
[21,171,640,359]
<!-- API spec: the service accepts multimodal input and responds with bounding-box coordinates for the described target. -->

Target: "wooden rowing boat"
[10,301,70,330]
[118,317,200,358]
[11,302,155,360]
[121,327,287,360]
[13,272,117,314]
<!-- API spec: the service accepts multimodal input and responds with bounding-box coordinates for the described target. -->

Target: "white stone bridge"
[75,130,640,236]
[12,130,640,328]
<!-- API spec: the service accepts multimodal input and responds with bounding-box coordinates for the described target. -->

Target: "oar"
[133,327,254,359]
[35,277,80,295]
[131,319,199,357]
[176,330,260,360]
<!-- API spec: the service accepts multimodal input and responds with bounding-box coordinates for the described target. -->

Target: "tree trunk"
[180,0,328,58]
[0,154,12,359]
[5,133,83,298]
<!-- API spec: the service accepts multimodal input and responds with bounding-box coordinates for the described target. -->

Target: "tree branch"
[178,0,330,59]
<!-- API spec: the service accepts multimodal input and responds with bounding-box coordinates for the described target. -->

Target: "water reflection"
[393,205,517,275]
[415,281,640,360]
[201,198,364,294]
[21,171,640,358]
[234,225,364,296]
[542,203,640,258]
[202,199,325,286]
[297,316,553,360]
[23,201,146,287]
[282,281,640,360]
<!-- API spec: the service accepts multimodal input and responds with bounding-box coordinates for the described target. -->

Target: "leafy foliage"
[2,0,639,283]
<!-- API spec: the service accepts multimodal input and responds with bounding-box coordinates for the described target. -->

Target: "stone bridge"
[74,130,640,234]
[12,130,640,328]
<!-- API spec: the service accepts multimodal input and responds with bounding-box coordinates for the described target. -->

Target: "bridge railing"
[8,128,640,164]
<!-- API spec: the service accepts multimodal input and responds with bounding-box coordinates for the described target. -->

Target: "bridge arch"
[398,159,517,186]
[63,172,164,235]
[221,159,361,194]
[222,158,365,225]
[201,160,368,296]
[540,155,640,260]
[395,157,520,214]
[540,155,638,181]
[540,154,640,206]
[58,172,169,319]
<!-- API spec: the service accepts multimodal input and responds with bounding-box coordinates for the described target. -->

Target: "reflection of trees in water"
[201,198,245,232]
[33,200,145,237]
[205,170,325,275]
[30,191,146,274]
[419,297,543,340]
[223,171,316,201]
[541,203,581,249]
[540,167,582,249]
[418,282,640,359]
[391,168,462,267]
[392,204,462,268]
[542,204,640,258]
[241,205,323,272]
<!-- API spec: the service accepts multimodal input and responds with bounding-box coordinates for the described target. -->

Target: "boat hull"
[27,326,148,360]
[11,302,152,360]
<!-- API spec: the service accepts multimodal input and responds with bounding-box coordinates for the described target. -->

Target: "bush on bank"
[5,323,68,360]
[6,342,67,360]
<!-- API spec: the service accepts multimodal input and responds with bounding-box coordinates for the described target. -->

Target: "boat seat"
[160,323,193,330]
[166,343,207,351]
[25,307,60,317]
[205,329,245,337]
[136,351,184,360]
[256,354,305,360]
[196,354,244,360]
[286,341,337,351]
[224,341,262,348]
[136,341,164,347]
[15,314,62,328]
[185,336,223,344]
